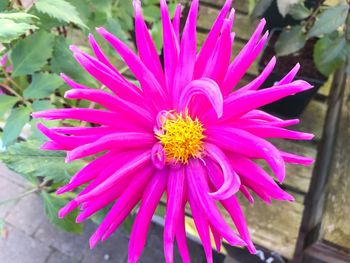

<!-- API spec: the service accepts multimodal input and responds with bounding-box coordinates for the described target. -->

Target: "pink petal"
[206,127,286,183]
[66,132,155,162]
[280,151,314,166]
[172,0,198,105]
[133,0,165,89]
[172,4,182,42]
[96,27,167,110]
[89,166,154,248]
[187,159,245,246]
[277,63,300,85]
[179,78,223,118]
[128,169,168,263]
[194,0,233,78]
[238,56,276,92]
[204,143,240,199]
[164,167,186,263]
[160,0,180,93]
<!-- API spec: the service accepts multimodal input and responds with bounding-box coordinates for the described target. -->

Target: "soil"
[259,30,327,83]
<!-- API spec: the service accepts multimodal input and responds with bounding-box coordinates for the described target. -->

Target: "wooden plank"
[291,99,327,141]
[198,5,256,41]
[321,77,350,252]
[200,0,249,14]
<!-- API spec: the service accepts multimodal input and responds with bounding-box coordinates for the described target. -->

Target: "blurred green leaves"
[34,0,87,29]
[275,26,306,56]
[24,73,63,99]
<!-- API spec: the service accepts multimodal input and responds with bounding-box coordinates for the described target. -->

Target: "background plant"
[252,0,350,76]
[0,0,177,234]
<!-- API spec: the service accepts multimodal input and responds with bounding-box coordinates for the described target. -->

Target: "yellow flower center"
[156,112,205,164]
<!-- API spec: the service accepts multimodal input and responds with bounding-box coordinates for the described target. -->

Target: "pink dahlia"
[33,0,314,262]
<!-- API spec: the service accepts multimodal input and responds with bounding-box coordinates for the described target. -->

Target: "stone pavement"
[0,163,226,263]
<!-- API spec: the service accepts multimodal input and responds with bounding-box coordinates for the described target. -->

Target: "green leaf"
[288,3,311,20]
[104,18,129,44]
[51,36,97,87]
[143,5,160,22]
[10,31,54,77]
[0,140,85,183]
[24,73,63,99]
[276,0,298,17]
[0,95,18,117]
[35,0,87,29]
[31,100,55,112]
[275,26,306,56]
[2,106,31,147]
[251,0,273,20]
[42,191,83,233]
[0,1,9,11]
[150,20,163,52]
[314,37,346,76]
[0,19,37,43]
[0,12,38,22]
[308,4,349,38]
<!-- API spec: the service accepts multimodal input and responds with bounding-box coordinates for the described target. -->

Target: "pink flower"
[33,0,314,262]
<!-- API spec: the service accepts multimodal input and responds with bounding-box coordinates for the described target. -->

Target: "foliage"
[252,0,350,76]
[0,0,177,234]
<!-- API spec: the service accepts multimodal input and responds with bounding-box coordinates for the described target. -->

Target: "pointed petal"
[133,0,165,88]
[172,4,182,41]
[96,27,166,109]
[66,132,155,162]
[128,169,167,263]
[172,0,198,104]
[194,0,233,78]
[280,151,314,166]
[238,56,276,92]
[164,167,186,263]
[277,63,300,85]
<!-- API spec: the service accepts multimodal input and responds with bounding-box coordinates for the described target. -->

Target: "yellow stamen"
[156,111,205,164]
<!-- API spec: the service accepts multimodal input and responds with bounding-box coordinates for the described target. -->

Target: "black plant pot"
[262,0,319,30]
[258,29,327,118]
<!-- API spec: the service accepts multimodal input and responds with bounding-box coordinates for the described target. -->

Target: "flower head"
[33,0,314,262]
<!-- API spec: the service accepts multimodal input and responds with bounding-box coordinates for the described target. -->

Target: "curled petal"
[187,159,245,246]
[205,143,240,199]
[151,143,166,170]
[206,160,256,253]
[206,127,286,183]
[205,80,314,122]
[179,78,223,118]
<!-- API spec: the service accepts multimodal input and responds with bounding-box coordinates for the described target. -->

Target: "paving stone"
[5,193,45,235]
[81,227,129,263]
[0,176,24,218]
[0,162,27,187]
[46,250,80,263]
[0,224,52,263]
[34,219,92,261]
